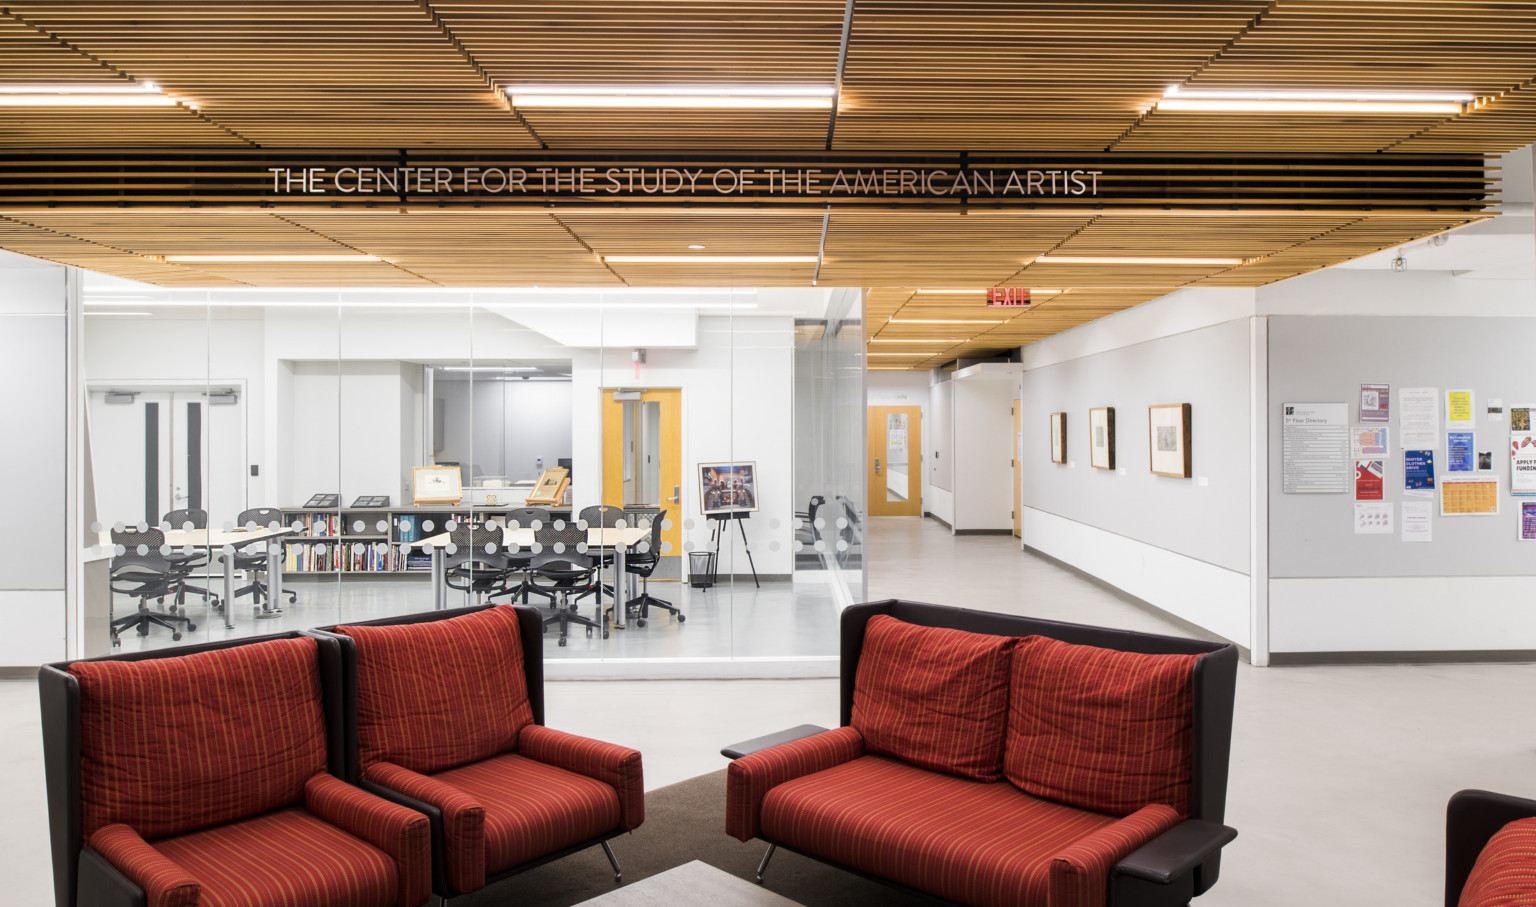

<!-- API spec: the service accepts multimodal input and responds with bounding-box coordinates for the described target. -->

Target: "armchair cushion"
[151,806,399,907]
[305,773,432,907]
[365,761,487,895]
[759,754,1175,907]
[519,724,644,830]
[337,605,534,774]
[726,725,864,842]
[1005,636,1200,817]
[87,824,200,907]
[850,614,1017,781]
[68,636,327,839]
[1458,817,1536,907]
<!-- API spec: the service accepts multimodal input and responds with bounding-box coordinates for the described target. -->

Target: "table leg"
[222,553,236,629]
[612,541,626,630]
[266,541,284,614]
[431,548,445,610]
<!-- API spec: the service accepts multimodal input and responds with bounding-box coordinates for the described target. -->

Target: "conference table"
[93,526,294,630]
[410,521,650,627]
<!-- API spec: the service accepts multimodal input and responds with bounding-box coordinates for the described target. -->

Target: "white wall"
[928,377,955,524]
[952,366,1019,532]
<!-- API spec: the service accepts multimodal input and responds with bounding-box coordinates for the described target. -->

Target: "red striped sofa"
[725,600,1239,907]
[315,604,644,901]
[1446,789,1536,906]
[39,631,432,907]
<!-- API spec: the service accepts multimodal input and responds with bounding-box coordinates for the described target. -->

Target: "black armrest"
[1446,789,1536,906]
[1112,820,1237,885]
[720,724,830,760]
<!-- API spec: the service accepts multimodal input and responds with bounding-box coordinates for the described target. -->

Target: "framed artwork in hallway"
[1050,412,1067,463]
[1089,407,1115,470]
[1148,403,1193,478]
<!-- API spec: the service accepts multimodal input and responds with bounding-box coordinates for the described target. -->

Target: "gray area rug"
[455,768,933,906]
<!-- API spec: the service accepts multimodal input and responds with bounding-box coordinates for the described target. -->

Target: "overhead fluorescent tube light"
[870,338,969,343]
[0,81,177,106]
[1034,255,1244,266]
[888,319,1004,325]
[507,84,833,109]
[602,255,818,264]
[868,351,947,357]
[161,254,382,263]
[437,366,539,372]
[915,288,989,294]
[1159,86,1468,115]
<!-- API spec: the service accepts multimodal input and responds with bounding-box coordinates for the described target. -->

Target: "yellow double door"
[600,388,682,559]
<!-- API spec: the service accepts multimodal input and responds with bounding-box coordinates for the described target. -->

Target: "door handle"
[667,485,680,503]
[875,458,882,475]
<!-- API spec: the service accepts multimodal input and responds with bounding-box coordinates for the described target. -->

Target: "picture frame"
[1049,412,1067,464]
[699,461,759,516]
[525,466,569,506]
[412,465,463,505]
[1088,407,1115,470]
[1148,403,1193,478]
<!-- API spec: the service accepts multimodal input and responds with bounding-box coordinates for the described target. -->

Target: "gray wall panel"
[0,313,66,588]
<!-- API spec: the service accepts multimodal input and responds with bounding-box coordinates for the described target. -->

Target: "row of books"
[294,513,340,538]
[284,541,403,572]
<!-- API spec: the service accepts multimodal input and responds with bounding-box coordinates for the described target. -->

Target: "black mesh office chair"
[623,509,683,626]
[232,507,296,609]
[108,528,196,645]
[444,521,514,603]
[529,521,606,647]
[159,507,218,611]
[490,507,554,606]
[578,504,625,597]
[795,495,825,548]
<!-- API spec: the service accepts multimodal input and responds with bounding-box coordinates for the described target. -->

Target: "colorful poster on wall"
[1511,406,1534,432]
[1442,476,1499,516]
[1404,449,1436,495]
[1401,387,1439,449]
[1354,460,1383,500]
[1351,425,1389,459]
[1511,433,1536,496]
[1521,502,1536,541]
[1360,384,1390,423]
[1446,389,1475,429]
[1447,431,1475,472]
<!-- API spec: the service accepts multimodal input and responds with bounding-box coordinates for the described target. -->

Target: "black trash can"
[688,551,716,588]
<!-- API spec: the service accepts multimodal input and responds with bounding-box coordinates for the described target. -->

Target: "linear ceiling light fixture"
[602,255,818,264]
[870,337,969,343]
[1158,85,1470,115]
[0,81,179,106]
[506,84,833,109]
[160,254,383,263]
[1033,255,1245,266]
[888,319,1004,325]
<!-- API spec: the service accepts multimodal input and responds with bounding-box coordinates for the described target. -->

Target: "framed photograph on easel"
[412,465,463,505]
[699,461,758,516]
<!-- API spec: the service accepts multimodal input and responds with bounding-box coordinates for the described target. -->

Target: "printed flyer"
[1404,449,1436,495]
[1359,384,1390,423]
[1447,431,1475,472]
[1354,460,1384,501]
[1511,433,1536,496]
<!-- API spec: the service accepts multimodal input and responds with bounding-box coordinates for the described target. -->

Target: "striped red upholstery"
[337,606,534,774]
[1459,817,1536,907]
[726,726,865,842]
[304,773,432,907]
[88,824,199,907]
[519,724,644,831]
[69,637,326,839]
[850,615,1017,781]
[760,755,1179,907]
[433,752,621,879]
[151,806,398,907]
[365,761,487,895]
[1005,636,1201,817]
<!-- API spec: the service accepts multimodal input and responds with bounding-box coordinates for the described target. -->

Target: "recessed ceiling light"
[160,254,383,263]
[602,255,818,264]
[506,84,834,109]
[1158,86,1469,115]
[688,244,707,250]
[1033,255,1244,266]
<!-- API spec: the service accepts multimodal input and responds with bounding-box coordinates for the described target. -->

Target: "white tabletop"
[90,525,293,557]
[412,524,650,551]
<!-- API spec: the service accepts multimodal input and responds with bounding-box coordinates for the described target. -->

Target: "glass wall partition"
[77,273,863,668]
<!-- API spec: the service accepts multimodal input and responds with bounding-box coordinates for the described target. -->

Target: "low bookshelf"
[279,505,573,578]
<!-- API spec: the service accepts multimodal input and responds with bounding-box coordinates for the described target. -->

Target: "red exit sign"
[987,287,1031,307]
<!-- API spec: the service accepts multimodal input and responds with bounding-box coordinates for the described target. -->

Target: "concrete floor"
[8,516,1534,905]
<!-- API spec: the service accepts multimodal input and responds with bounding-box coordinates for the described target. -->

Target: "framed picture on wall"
[412,465,463,505]
[1049,412,1067,464]
[1148,403,1193,478]
[1089,407,1115,470]
[699,461,758,515]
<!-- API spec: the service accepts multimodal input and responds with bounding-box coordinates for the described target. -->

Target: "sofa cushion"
[433,752,621,876]
[150,806,396,907]
[1459,817,1536,907]
[850,614,1017,781]
[760,754,1177,907]
[338,606,534,774]
[1005,635,1200,817]
[69,637,327,839]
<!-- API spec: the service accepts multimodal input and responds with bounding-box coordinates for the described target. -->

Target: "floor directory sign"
[1282,403,1350,493]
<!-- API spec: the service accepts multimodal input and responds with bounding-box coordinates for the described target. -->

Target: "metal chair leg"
[601,840,622,883]
[756,843,777,883]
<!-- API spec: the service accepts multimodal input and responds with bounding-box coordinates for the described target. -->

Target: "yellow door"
[868,405,922,517]
[1013,400,1022,538]
[601,388,682,561]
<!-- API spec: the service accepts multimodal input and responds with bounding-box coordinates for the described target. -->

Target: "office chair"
[444,522,514,603]
[529,521,606,646]
[232,507,297,609]
[490,507,554,606]
[159,507,218,612]
[578,504,625,598]
[107,528,196,645]
[623,508,683,627]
